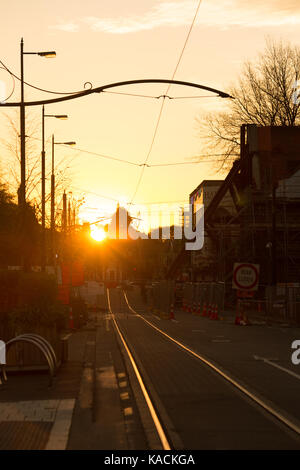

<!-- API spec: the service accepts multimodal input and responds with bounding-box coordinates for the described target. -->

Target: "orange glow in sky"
[1,0,300,227]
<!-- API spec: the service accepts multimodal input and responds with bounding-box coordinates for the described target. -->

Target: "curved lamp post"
[41,108,68,271]
[51,136,76,263]
[20,38,56,206]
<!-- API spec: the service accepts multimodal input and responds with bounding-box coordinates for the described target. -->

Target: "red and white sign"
[233,263,259,291]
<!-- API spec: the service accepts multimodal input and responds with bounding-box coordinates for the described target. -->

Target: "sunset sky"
[1,0,300,227]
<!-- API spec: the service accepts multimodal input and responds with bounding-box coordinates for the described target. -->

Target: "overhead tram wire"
[0,59,92,95]
[26,134,236,167]
[0,58,223,101]
[0,59,222,102]
[102,90,218,100]
[129,0,203,205]
[0,66,16,101]
[71,184,188,207]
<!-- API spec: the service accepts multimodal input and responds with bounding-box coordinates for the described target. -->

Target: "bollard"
[169,303,175,320]
[69,306,74,329]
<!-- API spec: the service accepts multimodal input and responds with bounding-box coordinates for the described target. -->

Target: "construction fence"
[237,285,300,325]
[181,282,225,320]
[146,281,176,319]
[145,281,225,320]
[143,280,300,325]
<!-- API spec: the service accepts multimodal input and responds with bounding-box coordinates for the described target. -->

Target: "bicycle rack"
[1,334,58,387]
[17,334,58,374]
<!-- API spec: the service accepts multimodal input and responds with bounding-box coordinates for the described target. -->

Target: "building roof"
[189,179,224,199]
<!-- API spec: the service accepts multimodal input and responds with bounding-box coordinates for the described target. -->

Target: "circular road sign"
[233,263,259,290]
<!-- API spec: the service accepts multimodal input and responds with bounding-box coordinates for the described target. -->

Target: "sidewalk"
[0,312,145,450]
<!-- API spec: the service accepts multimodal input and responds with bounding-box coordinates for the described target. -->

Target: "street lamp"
[41,107,68,271]
[20,38,56,206]
[51,136,76,263]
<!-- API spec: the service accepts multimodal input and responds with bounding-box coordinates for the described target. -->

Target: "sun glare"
[90,226,106,242]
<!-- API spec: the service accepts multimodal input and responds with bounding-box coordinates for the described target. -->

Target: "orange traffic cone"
[235,306,242,325]
[207,303,212,318]
[202,303,207,317]
[197,302,201,316]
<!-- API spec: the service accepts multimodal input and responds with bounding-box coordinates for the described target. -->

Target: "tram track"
[107,288,172,450]
[107,287,300,449]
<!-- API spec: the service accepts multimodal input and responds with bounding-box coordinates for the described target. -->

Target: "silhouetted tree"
[197,39,300,171]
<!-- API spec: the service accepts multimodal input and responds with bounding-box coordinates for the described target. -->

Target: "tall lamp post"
[20,38,56,206]
[51,136,76,263]
[41,108,68,271]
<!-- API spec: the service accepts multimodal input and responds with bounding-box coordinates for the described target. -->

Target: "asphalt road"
[108,287,300,450]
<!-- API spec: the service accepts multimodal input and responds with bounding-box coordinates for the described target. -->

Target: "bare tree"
[196,39,300,171]
[0,109,74,224]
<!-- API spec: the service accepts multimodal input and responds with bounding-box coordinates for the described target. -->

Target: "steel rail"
[0,79,233,107]
[123,290,300,438]
[107,288,171,450]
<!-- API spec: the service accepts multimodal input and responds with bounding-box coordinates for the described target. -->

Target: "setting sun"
[90,226,107,242]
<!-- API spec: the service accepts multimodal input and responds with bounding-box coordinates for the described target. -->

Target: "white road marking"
[61,333,72,341]
[0,399,76,450]
[212,339,231,343]
[254,355,300,380]
[45,399,76,450]
[124,407,133,416]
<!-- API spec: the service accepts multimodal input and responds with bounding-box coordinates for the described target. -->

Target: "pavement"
[0,313,147,450]
[1,289,300,450]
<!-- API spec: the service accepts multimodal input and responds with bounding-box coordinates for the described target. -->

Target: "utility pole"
[63,192,67,234]
[41,109,68,271]
[41,105,46,271]
[20,38,26,206]
[68,197,71,231]
[50,135,55,263]
[271,184,277,286]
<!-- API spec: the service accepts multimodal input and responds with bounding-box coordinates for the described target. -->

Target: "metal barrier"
[146,281,175,319]
[1,333,58,387]
[143,280,225,321]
